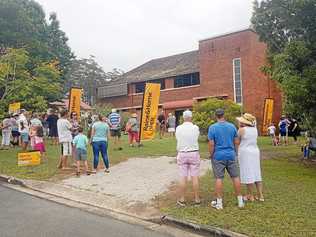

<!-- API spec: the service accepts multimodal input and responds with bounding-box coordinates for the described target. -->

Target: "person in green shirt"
[72,127,89,176]
[90,115,110,173]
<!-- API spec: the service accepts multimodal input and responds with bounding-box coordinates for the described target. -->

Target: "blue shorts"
[20,133,29,143]
[280,130,287,137]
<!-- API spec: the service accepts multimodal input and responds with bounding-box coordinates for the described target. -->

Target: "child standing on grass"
[267,123,276,145]
[72,127,89,176]
[19,120,29,151]
[34,126,46,161]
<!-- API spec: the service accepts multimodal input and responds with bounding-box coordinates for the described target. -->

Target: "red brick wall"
[98,29,282,133]
[99,83,200,109]
[199,30,282,132]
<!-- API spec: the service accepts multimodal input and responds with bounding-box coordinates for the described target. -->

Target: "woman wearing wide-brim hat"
[236,113,264,202]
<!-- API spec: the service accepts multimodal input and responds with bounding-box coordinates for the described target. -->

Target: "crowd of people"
[175,109,263,209]
[0,107,145,176]
[267,115,300,146]
[0,106,305,208]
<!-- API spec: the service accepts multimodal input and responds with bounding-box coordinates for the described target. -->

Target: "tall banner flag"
[262,98,274,134]
[69,87,82,119]
[9,102,21,114]
[140,83,161,140]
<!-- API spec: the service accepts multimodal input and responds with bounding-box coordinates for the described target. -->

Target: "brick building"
[97,28,282,132]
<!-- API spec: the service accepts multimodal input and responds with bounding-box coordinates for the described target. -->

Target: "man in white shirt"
[57,110,73,169]
[175,110,200,206]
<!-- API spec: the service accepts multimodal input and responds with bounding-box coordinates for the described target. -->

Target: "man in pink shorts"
[175,110,200,206]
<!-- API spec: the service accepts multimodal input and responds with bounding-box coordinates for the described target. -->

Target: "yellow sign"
[262,98,274,134]
[18,151,41,167]
[69,87,82,119]
[9,102,21,114]
[140,83,161,140]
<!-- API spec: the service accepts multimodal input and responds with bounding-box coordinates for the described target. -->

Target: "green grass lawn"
[0,134,181,179]
[1,135,316,236]
[160,137,316,237]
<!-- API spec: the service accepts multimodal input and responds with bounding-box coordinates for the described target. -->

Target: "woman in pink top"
[33,126,46,160]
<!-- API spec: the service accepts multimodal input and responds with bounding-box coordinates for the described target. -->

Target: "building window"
[174,73,200,88]
[233,58,242,104]
[134,79,165,93]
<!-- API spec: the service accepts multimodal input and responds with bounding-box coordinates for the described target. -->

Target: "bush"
[192,98,242,134]
[93,103,113,116]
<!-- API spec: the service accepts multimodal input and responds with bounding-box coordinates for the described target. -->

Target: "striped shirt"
[108,112,121,130]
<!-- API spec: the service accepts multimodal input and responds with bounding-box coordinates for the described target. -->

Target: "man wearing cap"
[108,109,122,150]
[175,110,201,206]
[208,108,244,209]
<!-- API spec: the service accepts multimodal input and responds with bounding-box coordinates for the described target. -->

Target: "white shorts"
[60,142,72,156]
[2,131,11,146]
[168,128,175,133]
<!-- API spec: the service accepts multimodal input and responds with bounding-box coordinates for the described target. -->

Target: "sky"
[36,0,255,72]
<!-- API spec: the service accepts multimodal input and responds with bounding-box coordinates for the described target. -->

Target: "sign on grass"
[18,151,41,167]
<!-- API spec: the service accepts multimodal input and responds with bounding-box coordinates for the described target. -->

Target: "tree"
[252,0,316,134]
[65,56,124,105]
[0,48,61,115]
[0,0,73,79]
[192,98,242,134]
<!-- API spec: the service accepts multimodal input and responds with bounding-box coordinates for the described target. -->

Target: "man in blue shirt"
[208,109,244,210]
[108,109,122,150]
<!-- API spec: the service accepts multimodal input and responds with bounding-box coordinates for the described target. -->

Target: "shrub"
[192,98,242,134]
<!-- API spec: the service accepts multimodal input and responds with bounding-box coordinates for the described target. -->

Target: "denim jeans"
[92,141,109,169]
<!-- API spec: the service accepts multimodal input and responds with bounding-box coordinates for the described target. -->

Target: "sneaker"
[238,200,245,208]
[104,169,110,173]
[211,200,223,210]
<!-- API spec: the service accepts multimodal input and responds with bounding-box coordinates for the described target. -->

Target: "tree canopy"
[0,0,73,78]
[65,56,124,105]
[252,0,316,134]
[0,48,61,114]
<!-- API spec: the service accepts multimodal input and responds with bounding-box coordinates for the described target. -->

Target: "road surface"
[0,184,171,237]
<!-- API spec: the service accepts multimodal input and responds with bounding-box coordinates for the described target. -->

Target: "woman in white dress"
[237,113,264,202]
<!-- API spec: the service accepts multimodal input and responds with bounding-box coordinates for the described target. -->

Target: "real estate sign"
[140,83,161,140]
[8,102,21,114]
[262,98,274,134]
[69,87,82,119]
[18,151,41,167]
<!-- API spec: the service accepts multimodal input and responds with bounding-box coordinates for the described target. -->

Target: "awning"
[49,99,92,111]
[163,99,193,109]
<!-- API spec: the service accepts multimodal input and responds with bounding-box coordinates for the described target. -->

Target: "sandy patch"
[62,156,210,204]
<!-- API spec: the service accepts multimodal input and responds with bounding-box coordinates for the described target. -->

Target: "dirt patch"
[62,156,210,205]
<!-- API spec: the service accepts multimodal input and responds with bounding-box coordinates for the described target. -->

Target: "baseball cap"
[215,108,225,117]
[183,110,192,119]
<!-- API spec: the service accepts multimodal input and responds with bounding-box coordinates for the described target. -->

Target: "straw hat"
[131,113,137,118]
[237,113,256,126]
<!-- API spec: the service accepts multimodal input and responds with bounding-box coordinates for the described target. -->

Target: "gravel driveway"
[62,156,210,204]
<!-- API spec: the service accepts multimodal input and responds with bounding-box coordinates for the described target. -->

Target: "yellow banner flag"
[18,151,41,167]
[69,87,82,119]
[262,98,274,134]
[140,83,161,140]
[9,102,21,114]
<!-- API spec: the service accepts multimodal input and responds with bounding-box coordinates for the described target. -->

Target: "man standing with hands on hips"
[208,109,244,210]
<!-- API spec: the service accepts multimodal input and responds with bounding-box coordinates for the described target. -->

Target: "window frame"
[233,58,243,104]
[174,72,200,88]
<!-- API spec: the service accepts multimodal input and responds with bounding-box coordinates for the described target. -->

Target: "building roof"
[49,99,92,111]
[199,28,254,42]
[120,50,199,84]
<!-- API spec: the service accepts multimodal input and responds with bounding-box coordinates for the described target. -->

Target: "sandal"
[176,200,186,207]
[243,196,255,202]
[194,200,201,206]
[255,196,265,202]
